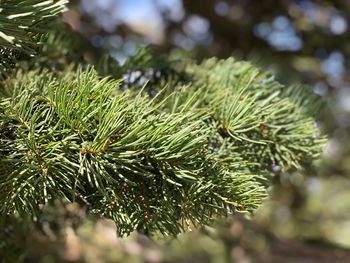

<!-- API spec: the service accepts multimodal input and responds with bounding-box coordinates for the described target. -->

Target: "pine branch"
[0,0,67,75]
[0,55,325,236]
[0,66,269,235]
[165,57,326,172]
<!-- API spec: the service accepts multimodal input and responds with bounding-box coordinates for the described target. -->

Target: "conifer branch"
[0,0,67,75]
[0,60,325,236]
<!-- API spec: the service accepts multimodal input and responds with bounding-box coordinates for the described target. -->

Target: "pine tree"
[0,1,326,258]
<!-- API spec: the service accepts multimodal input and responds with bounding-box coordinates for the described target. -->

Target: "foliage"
[0,55,325,236]
[0,0,332,261]
[0,0,67,76]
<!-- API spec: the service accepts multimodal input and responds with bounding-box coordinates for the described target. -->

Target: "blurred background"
[63,0,350,92]
[12,0,348,254]
[4,1,350,262]
[59,0,350,137]
[54,0,350,248]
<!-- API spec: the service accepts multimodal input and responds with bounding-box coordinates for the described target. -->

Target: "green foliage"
[180,58,325,171]
[0,0,326,257]
[0,0,67,75]
[0,56,324,236]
